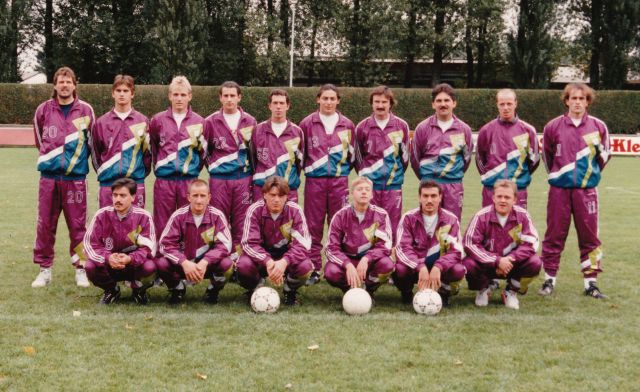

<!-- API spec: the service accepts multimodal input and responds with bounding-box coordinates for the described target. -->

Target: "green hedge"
[2,84,640,134]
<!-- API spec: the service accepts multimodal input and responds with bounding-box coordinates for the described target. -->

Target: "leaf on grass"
[144,315,154,321]
[72,310,81,317]
[24,346,36,356]
[125,324,134,330]
[307,344,319,351]
[285,383,293,389]
[453,359,463,366]
[196,373,207,380]
[610,304,619,309]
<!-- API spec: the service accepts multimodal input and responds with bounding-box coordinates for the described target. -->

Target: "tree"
[464,0,506,87]
[0,0,32,82]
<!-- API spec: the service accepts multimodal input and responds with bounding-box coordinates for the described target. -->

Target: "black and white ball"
[251,287,280,313]
[413,289,442,315]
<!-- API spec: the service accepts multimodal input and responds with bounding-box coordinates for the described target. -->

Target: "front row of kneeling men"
[85,174,540,310]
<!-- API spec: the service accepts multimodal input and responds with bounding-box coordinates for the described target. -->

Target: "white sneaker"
[502,289,520,310]
[75,268,90,288]
[32,268,52,288]
[475,287,492,307]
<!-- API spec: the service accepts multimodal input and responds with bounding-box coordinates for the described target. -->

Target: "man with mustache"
[411,83,473,221]
[354,86,409,241]
[237,176,313,306]
[476,89,539,208]
[92,75,151,208]
[149,76,205,234]
[394,180,465,307]
[83,178,157,304]
[462,180,541,310]
[31,66,95,288]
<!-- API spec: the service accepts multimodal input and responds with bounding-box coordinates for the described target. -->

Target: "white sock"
[584,278,596,290]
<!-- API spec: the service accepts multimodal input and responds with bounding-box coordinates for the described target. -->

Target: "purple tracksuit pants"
[541,186,602,279]
[155,256,234,290]
[463,255,542,293]
[209,177,252,254]
[236,254,313,291]
[482,187,528,209]
[393,262,466,292]
[324,256,394,293]
[439,182,464,221]
[98,183,146,209]
[153,178,192,235]
[252,185,298,204]
[371,190,402,243]
[33,177,87,269]
[85,259,156,290]
[304,177,349,271]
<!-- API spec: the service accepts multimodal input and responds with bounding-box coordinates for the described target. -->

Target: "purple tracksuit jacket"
[411,115,473,220]
[33,97,95,269]
[476,117,539,207]
[463,205,541,292]
[92,109,151,207]
[83,206,157,289]
[299,111,355,270]
[204,108,258,252]
[250,120,304,196]
[540,113,611,279]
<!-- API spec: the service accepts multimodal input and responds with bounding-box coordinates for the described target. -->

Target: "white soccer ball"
[413,289,442,316]
[342,288,372,315]
[251,287,280,313]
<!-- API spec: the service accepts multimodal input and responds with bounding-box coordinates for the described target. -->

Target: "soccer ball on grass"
[413,289,442,316]
[342,288,372,315]
[251,287,280,313]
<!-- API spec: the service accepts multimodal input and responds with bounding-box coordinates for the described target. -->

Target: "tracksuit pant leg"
[210,177,252,254]
[85,259,156,291]
[371,189,402,243]
[153,178,192,235]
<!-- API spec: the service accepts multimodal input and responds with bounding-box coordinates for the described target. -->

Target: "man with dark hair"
[463,180,541,310]
[32,66,95,288]
[237,176,313,305]
[476,89,539,208]
[250,89,304,203]
[149,75,205,234]
[354,85,410,241]
[394,180,465,306]
[299,84,356,282]
[538,83,611,299]
[411,83,473,221]
[83,178,157,304]
[204,81,258,259]
[92,74,151,208]
[156,179,234,304]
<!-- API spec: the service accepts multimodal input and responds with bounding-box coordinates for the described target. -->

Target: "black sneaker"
[306,270,321,286]
[538,279,555,296]
[366,288,376,307]
[244,290,254,305]
[400,290,413,304]
[283,289,299,306]
[131,287,149,305]
[168,288,186,305]
[99,285,121,305]
[585,282,607,299]
[204,286,221,304]
[438,288,451,307]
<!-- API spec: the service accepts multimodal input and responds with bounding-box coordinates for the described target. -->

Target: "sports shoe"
[585,282,607,299]
[168,288,186,305]
[400,290,413,304]
[283,289,299,306]
[475,287,492,307]
[502,289,519,310]
[203,286,221,304]
[99,285,121,305]
[75,268,90,288]
[306,270,321,286]
[131,287,150,305]
[438,287,451,307]
[538,279,555,296]
[31,268,52,288]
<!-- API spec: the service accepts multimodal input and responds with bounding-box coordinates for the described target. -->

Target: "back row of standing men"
[30,66,611,305]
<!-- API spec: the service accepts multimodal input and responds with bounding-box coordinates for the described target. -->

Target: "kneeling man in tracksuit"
[324,176,394,297]
[237,176,313,305]
[157,179,234,304]
[462,179,541,310]
[84,178,157,305]
[394,180,465,307]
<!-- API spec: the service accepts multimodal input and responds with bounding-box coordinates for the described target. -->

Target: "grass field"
[1,148,639,391]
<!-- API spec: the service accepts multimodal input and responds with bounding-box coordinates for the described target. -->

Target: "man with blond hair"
[149,76,205,234]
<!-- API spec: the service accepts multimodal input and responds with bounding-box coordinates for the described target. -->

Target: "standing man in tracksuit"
[251,89,304,203]
[149,76,205,234]
[411,83,473,221]
[476,89,539,208]
[204,81,257,258]
[31,66,95,289]
[354,86,410,240]
[299,84,355,282]
[92,75,151,208]
[538,83,611,299]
